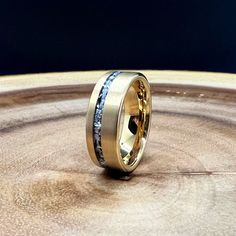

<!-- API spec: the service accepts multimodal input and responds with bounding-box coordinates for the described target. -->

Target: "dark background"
[1,0,236,75]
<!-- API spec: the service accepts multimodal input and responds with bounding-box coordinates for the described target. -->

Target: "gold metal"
[86,71,152,172]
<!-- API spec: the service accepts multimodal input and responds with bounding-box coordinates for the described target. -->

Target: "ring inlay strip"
[93,71,121,166]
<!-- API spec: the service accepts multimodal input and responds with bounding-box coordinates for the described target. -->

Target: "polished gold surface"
[86,71,152,172]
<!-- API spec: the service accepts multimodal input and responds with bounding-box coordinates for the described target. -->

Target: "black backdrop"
[1,1,236,75]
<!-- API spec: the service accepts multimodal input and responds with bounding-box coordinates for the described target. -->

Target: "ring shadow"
[101,168,133,181]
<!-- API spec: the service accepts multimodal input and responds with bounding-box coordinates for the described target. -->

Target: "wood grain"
[0,70,236,236]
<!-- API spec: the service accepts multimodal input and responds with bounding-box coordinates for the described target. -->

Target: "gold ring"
[86,71,152,172]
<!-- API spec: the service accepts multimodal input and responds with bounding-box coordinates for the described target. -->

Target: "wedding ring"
[86,71,152,172]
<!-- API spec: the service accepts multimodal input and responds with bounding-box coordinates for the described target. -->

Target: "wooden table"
[0,70,236,235]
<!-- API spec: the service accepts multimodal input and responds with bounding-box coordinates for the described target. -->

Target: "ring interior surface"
[118,77,151,170]
[86,71,151,172]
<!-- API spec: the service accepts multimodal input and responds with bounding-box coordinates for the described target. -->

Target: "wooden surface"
[0,70,236,236]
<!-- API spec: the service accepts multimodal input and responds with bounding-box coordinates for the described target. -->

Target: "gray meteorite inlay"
[93,71,121,166]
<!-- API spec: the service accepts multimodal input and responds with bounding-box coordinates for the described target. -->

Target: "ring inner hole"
[119,80,149,166]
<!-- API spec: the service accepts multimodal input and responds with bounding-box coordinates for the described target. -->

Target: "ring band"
[86,71,152,172]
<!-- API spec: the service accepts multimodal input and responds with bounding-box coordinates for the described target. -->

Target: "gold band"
[86,71,152,172]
